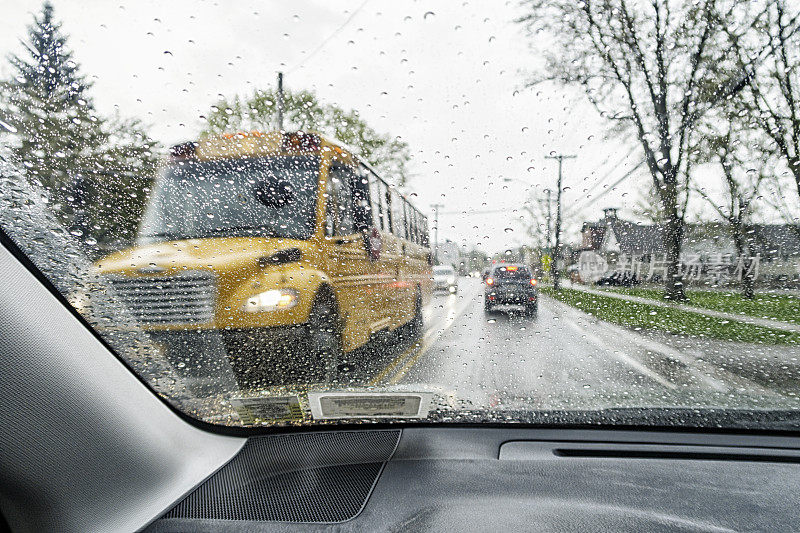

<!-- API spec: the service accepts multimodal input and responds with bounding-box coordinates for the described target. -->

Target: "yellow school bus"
[95,131,432,387]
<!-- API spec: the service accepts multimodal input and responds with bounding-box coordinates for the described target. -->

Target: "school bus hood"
[95,237,311,275]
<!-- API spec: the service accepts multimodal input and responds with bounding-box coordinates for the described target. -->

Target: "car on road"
[433,264,458,293]
[484,263,538,314]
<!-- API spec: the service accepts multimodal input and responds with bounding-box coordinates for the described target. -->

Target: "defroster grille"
[162,430,400,523]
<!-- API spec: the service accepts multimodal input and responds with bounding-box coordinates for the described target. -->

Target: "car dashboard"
[145,426,800,532]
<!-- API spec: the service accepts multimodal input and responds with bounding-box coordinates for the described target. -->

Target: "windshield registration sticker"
[231,395,304,424]
[308,392,432,419]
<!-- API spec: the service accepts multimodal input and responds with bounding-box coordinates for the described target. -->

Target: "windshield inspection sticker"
[231,395,304,424]
[308,392,433,419]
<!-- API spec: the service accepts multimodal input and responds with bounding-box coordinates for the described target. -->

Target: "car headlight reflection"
[242,289,299,313]
[68,289,90,314]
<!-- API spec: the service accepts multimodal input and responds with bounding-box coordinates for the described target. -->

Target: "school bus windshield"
[139,155,321,244]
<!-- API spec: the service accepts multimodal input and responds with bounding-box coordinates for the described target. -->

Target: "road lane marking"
[368,326,436,385]
[386,290,476,385]
[368,284,478,386]
[567,321,678,390]
[594,321,730,393]
[550,295,777,396]
[366,301,442,386]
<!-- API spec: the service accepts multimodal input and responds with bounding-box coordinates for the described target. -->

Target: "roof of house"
[582,213,800,257]
[751,224,800,256]
[581,221,606,251]
[605,218,665,255]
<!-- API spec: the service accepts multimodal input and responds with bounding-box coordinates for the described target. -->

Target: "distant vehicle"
[433,264,458,293]
[484,264,538,314]
[595,270,639,287]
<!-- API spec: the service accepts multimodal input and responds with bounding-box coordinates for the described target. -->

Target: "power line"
[285,0,370,74]
[578,144,639,199]
[564,159,646,218]
[438,208,524,215]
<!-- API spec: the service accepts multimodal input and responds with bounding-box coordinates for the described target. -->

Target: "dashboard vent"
[162,430,400,523]
[554,448,800,463]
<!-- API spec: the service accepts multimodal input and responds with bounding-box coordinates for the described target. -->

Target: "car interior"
[2,233,800,531]
[3,1,800,532]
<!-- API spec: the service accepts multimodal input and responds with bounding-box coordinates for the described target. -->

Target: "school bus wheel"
[304,287,344,384]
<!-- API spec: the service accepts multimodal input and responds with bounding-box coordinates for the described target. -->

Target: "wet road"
[180,276,798,413]
[368,277,790,410]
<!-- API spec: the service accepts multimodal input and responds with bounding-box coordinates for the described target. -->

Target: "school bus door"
[323,162,378,350]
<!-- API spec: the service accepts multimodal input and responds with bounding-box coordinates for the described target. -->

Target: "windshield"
[139,156,320,243]
[2,1,800,432]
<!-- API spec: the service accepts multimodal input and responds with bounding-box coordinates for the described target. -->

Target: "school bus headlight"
[242,289,299,313]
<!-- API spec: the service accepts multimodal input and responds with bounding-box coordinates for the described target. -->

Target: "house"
[582,208,800,261]
[581,208,664,257]
[579,209,800,285]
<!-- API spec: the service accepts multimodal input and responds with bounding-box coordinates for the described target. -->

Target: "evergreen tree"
[0,3,160,255]
[1,3,105,207]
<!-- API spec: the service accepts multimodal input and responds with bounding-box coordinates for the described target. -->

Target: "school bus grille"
[106,271,216,325]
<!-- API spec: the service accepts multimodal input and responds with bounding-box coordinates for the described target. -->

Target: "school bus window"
[385,189,394,233]
[369,178,384,231]
[391,190,405,238]
[379,180,389,231]
[407,204,414,242]
[368,169,388,232]
[330,165,357,235]
[324,176,337,237]
[352,171,372,231]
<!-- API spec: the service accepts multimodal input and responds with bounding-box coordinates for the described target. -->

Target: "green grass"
[602,287,800,325]
[541,287,800,345]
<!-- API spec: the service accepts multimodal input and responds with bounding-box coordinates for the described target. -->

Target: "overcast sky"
[2,0,739,254]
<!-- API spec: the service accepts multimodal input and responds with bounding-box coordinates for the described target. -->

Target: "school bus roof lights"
[280,131,320,152]
[169,141,198,161]
[182,131,325,160]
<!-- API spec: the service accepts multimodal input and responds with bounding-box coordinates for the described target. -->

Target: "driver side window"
[326,164,357,236]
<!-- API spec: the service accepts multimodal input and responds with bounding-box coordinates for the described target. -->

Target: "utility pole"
[431,203,443,264]
[276,72,285,130]
[545,154,576,290]
[544,188,552,254]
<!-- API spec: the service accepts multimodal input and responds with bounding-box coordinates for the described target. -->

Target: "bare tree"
[692,117,767,298]
[518,0,741,300]
[730,0,800,207]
